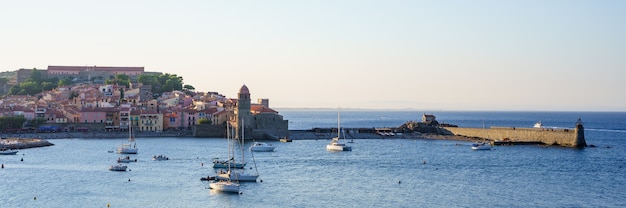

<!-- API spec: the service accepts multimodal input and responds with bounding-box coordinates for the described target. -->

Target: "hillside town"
[0,66,289,139]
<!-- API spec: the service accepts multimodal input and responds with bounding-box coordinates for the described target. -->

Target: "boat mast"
[241,119,245,164]
[226,122,232,181]
[337,111,341,139]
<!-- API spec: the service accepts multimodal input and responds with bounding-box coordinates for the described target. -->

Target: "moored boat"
[117,156,137,163]
[0,149,18,155]
[117,122,138,154]
[108,164,128,171]
[152,155,169,161]
[326,111,352,151]
[216,169,259,182]
[471,142,492,150]
[209,180,240,193]
[250,142,276,152]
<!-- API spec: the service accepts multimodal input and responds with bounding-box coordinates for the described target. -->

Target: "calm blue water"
[1,110,625,207]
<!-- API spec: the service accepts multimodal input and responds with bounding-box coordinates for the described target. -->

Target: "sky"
[1,0,625,111]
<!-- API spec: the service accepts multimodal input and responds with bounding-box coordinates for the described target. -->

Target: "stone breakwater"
[286,130,482,142]
[1,138,54,149]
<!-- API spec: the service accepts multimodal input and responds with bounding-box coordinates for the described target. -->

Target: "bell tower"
[236,84,251,138]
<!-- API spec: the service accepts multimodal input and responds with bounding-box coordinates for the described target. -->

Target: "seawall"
[442,121,586,147]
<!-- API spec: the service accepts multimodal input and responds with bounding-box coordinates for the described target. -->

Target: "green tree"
[41,81,56,91]
[183,84,195,91]
[198,118,211,125]
[0,116,26,130]
[30,68,44,82]
[58,77,72,87]
[106,74,131,88]
[8,85,21,95]
[0,77,8,94]
[15,81,40,95]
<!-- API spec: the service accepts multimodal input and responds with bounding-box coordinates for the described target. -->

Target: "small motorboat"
[0,149,19,155]
[108,164,128,171]
[249,142,276,152]
[201,175,216,181]
[117,156,138,163]
[152,155,169,161]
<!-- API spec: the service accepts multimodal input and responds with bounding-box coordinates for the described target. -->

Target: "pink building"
[163,111,182,130]
[185,108,199,129]
[79,108,108,124]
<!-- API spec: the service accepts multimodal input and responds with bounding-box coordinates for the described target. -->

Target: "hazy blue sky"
[1,1,625,111]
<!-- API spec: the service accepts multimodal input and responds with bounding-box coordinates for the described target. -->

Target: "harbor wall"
[443,123,586,147]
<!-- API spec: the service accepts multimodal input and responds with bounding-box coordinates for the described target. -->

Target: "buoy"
[128,178,131,182]
[21,158,24,162]
[34,196,37,200]
[398,180,401,184]
[107,203,110,207]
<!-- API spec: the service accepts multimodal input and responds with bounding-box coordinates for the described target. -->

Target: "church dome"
[239,85,250,94]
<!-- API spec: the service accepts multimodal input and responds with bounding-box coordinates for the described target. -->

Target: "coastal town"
[0,65,587,149]
[0,66,289,140]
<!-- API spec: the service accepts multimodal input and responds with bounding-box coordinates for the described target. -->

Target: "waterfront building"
[233,85,289,139]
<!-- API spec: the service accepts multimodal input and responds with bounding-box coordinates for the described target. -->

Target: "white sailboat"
[117,121,138,154]
[472,120,492,150]
[217,120,259,182]
[326,111,352,151]
[210,121,241,193]
[213,122,246,169]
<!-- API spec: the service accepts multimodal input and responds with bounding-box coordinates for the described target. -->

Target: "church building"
[233,85,289,140]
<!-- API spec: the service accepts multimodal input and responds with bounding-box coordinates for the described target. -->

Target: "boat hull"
[108,165,128,171]
[471,143,492,150]
[0,150,19,155]
[209,181,240,193]
[250,143,276,152]
[152,157,169,161]
[212,160,246,169]
[117,148,138,154]
[117,158,137,163]
[326,143,352,151]
[216,171,259,182]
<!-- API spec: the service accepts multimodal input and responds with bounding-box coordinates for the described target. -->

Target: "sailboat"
[326,111,352,151]
[213,122,246,169]
[471,120,492,150]
[209,121,241,193]
[217,120,259,182]
[117,120,138,154]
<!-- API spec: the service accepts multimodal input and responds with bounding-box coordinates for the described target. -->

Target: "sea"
[1,110,625,208]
